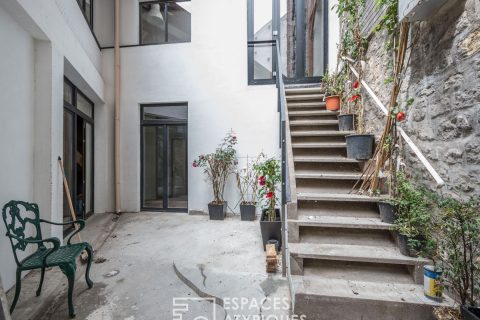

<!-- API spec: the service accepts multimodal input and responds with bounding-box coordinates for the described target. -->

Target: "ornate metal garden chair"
[2,200,93,318]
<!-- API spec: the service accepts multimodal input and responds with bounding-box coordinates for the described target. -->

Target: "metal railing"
[341,56,445,187]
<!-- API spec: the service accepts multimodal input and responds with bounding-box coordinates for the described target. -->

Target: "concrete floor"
[6,212,290,320]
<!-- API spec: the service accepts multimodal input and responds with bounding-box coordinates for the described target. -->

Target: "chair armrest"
[40,219,86,245]
[6,233,61,265]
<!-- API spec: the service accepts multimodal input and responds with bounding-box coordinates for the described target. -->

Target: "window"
[140,1,191,45]
[247,0,279,85]
[77,0,93,28]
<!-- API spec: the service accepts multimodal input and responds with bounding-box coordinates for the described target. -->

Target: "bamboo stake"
[58,157,88,262]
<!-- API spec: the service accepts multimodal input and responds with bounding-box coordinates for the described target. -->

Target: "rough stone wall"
[362,0,480,197]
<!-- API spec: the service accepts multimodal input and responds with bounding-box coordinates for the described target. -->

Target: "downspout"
[114,0,122,214]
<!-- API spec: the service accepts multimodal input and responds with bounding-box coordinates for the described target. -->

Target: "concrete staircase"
[284,85,451,320]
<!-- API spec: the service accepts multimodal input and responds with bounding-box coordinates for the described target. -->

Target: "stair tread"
[289,242,429,265]
[296,172,364,180]
[291,275,454,306]
[289,110,338,116]
[290,119,338,126]
[288,102,326,108]
[286,94,324,100]
[293,216,392,230]
[292,142,346,148]
[297,193,387,202]
[293,156,361,163]
[290,130,353,137]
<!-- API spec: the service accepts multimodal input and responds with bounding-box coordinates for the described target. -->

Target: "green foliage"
[335,0,368,60]
[375,0,399,36]
[393,172,435,257]
[434,196,480,306]
[254,157,281,222]
[323,71,345,96]
[193,131,238,203]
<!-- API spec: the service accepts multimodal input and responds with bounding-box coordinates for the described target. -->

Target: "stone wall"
[361,0,480,198]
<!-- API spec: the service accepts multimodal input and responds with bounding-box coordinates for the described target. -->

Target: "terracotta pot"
[325,95,341,111]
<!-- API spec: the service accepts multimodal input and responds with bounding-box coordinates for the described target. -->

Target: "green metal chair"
[2,200,93,318]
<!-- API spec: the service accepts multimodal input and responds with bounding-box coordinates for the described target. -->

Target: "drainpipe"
[114,0,122,214]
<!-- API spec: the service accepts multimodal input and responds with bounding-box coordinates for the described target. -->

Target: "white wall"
[101,0,280,213]
[328,0,341,72]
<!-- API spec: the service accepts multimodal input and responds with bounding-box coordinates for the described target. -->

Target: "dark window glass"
[77,0,93,28]
[140,1,191,45]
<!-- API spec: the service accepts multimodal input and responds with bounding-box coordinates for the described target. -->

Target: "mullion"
[164,3,169,43]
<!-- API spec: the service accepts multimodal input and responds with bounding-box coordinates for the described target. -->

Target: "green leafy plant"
[193,131,238,204]
[254,157,281,222]
[323,71,345,96]
[393,172,435,257]
[434,196,480,306]
[235,153,265,205]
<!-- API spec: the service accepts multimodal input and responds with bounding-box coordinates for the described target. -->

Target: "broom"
[58,156,88,263]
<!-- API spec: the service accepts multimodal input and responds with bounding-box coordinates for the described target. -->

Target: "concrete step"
[293,155,361,163]
[287,101,326,109]
[291,130,353,137]
[290,119,339,126]
[288,110,339,116]
[297,193,386,203]
[295,172,364,180]
[299,227,395,248]
[293,216,392,230]
[297,201,380,219]
[294,163,362,174]
[285,87,323,95]
[292,142,346,149]
[289,242,429,266]
[286,94,324,101]
[292,272,453,320]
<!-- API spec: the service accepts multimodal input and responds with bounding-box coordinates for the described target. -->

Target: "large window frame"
[247,0,279,85]
[139,0,192,45]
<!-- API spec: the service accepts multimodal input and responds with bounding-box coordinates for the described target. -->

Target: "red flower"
[353,81,360,89]
[396,112,406,122]
[266,191,274,199]
[259,176,266,186]
[192,161,197,168]
[348,94,360,102]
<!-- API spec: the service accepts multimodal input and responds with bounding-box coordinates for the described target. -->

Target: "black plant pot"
[240,203,256,221]
[208,202,227,220]
[260,209,282,251]
[378,202,396,223]
[346,134,375,160]
[395,232,424,257]
[462,306,480,320]
[338,114,356,131]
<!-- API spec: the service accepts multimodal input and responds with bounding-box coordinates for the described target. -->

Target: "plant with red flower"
[348,94,360,102]
[254,157,281,222]
[353,81,360,89]
[396,111,406,122]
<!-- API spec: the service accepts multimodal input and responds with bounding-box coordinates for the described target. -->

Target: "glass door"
[141,104,188,212]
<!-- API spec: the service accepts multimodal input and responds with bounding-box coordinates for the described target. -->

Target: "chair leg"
[85,245,94,289]
[36,267,46,296]
[10,269,22,314]
[60,264,76,318]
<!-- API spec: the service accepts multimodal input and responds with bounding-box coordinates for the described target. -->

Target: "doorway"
[141,103,188,212]
[63,78,94,235]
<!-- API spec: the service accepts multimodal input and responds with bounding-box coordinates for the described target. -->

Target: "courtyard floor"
[6,212,290,320]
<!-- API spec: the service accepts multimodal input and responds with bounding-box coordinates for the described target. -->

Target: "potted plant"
[235,154,264,221]
[323,71,344,111]
[254,157,282,250]
[392,172,435,258]
[345,84,375,159]
[435,196,480,319]
[338,79,358,131]
[193,131,238,220]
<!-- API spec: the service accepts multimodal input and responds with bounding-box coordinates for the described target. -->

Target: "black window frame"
[139,0,192,45]
[247,0,279,86]
[76,0,94,29]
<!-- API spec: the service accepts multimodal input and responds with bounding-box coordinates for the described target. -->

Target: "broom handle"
[58,156,83,243]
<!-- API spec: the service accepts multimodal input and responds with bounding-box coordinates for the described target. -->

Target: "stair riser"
[292,136,346,144]
[297,201,380,219]
[293,148,347,158]
[295,162,361,173]
[288,106,327,112]
[296,179,361,193]
[299,227,395,248]
[289,115,339,121]
[294,294,435,320]
[290,124,339,131]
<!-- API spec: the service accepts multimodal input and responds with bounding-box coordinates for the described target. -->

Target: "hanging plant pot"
[208,201,227,220]
[338,114,356,131]
[240,203,256,221]
[423,265,443,301]
[346,134,374,160]
[378,201,396,223]
[260,209,281,251]
[461,306,480,320]
[325,95,341,111]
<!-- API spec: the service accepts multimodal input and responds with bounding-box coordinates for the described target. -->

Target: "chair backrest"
[2,200,44,266]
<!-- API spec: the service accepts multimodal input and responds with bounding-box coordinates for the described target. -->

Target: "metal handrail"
[341,56,445,187]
